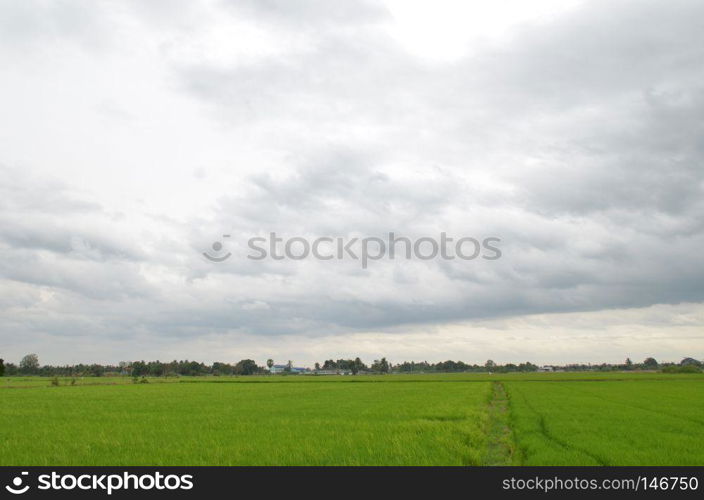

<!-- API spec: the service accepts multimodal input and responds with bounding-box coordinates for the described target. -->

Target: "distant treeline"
[0,354,701,377]
[0,356,263,377]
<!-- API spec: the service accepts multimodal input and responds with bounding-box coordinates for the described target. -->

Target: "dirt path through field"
[484,382,518,465]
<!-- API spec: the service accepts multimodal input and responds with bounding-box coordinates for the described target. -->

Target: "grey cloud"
[0,0,114,50]
[223,0,390,27]
[0,166,146,262]
[1,0,703,362]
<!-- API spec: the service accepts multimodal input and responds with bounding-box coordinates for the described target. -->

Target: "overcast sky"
[1,0,703,367]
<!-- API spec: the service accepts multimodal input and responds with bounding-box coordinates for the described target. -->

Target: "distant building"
[313,369,351,375]
[269,364,308,374]
[537,365,554,372]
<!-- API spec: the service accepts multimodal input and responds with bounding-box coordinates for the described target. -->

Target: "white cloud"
[0,0,702,365]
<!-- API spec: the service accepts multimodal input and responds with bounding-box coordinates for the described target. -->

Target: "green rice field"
[1,372,702,465]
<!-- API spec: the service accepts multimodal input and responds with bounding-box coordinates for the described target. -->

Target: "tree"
[234,359,259,375]
[371,357,389,374]
[624,358,633,370]
[89,364,104,377]
[131,361,147,377]
[212,362,234,376]
[285,360,293,373]
[355,357,368,373]
[267,359,274,370]
[485,360,496,371]
[20,353,39,374]
[314,362,321,370]
[0,358,4,376]
[352,357,363,375]
[643,357,658,369]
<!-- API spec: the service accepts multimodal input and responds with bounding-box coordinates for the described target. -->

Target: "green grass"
[1,372,702,465]
[507,378,704,465]
[2,371,700,388]
[0,379,491,466]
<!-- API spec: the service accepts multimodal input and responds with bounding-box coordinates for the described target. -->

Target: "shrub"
[50,377,60,387]
[662,365,702,374]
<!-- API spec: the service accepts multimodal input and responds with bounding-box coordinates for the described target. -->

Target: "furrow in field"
[510,386,608,466]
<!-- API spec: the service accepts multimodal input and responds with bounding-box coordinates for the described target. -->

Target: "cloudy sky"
[1,0,703,367]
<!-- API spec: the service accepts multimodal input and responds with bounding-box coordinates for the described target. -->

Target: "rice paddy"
[1,372,701,465]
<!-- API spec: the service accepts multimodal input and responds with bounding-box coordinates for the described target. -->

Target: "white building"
[269,364,308,374]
